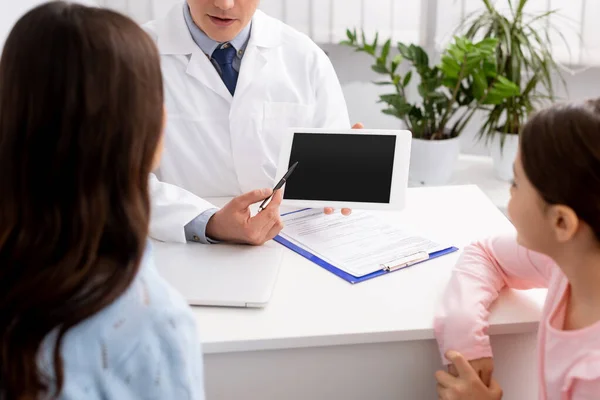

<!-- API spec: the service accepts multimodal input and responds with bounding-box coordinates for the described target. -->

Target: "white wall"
[0,0,98,51]
[0,0,48,49]
[324,43,600,155]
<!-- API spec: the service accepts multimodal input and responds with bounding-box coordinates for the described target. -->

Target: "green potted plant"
[342,31,519,185]
[459,0,564,181]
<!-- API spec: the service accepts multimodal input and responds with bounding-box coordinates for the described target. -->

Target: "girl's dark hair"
[521,99,600,239]
[0,2,164,398]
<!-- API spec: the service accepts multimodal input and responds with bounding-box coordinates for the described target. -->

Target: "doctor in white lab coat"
[145,0,356,244]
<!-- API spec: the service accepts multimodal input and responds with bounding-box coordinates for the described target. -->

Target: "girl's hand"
[435,351,503,400]
[448,357,494,387]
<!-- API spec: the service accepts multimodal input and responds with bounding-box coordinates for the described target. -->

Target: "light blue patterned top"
[38,242,205,400]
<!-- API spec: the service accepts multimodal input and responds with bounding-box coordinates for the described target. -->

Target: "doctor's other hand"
[206,188,284,245]
[435,351,503,400]
[323,122,364,216]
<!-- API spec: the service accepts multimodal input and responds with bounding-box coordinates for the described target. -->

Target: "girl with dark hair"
[434,99,600,399]
[0,2,204,399]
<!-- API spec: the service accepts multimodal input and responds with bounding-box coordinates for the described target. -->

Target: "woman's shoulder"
[44,242,204,399]
[69,242,197,362]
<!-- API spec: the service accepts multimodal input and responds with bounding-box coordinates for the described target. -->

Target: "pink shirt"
[434,235,600,399]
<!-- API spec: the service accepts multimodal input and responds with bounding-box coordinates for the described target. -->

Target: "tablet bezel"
[276,128,412,211]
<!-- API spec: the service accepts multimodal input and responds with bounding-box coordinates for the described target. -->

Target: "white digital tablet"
[276,128,412,211]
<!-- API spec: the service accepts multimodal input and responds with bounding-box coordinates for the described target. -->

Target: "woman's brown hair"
[521,99,600,239]
[0,2,164,398]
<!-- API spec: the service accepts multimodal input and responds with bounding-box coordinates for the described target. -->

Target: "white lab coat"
[145,3,350,243]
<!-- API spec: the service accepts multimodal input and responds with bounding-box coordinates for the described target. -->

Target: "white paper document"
[279,209,447,277]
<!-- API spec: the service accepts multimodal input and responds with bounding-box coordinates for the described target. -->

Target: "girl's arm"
[434,234,555,364]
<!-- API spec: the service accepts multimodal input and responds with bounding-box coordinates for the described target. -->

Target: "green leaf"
[379,93,398,104]
[371,64,388,74]
[395,102,413,115]
[455,36,469,52]
[409,106,423,119]
[346,29,353,41]
[472,69,487,99]
[442,77,458,88]
[496,75,516,87]
[379,93,413,118]
[493,82,520,97]
[373,81,393,86]
[483,60,497,78]
[372,32,380,51]
[484,78,520,103]
[412,45,429,67]
[382,109,397,116]
[397,43,411,59]
[516,0,528,17]
[478,37,498,47]
[521,76,539,97]
[381,39,391,63]
[448,46,465,61]
[465,53,484,69]
[402,71,413,87]
[391,54,403,73]
[440,56,461,78]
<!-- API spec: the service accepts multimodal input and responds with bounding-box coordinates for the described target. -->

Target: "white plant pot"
[409,137,460,186]
[489,133,519,181]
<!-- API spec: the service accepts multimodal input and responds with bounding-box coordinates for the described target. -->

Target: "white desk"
[191,186,545,399]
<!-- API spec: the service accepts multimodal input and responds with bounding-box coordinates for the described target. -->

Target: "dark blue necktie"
[212,44,238,95]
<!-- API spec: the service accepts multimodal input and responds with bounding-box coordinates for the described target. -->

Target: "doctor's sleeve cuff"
[184,208,220,244]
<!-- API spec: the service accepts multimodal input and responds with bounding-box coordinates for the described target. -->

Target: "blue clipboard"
[273,209,459,284]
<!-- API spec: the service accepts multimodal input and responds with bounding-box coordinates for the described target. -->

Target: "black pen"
[258,161,299,212]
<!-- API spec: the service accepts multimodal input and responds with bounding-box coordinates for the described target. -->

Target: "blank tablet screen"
[283,132,396,203]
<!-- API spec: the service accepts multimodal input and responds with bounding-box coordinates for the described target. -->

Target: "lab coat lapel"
[234,46,268,100]
[186,51,233,103]
[156,3,232,103]
[234,10,282,101]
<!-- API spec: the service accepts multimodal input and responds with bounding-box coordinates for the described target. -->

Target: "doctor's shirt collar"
[183,4,251,56]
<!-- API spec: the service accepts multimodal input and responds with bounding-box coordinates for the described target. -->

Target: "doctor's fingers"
[247,213,283,245]
[246,202,282,244]
[232,188,273,210]
[324,208,353,216]
[264,218,284,242]
[266,189,283,208]
[254,205,282,230]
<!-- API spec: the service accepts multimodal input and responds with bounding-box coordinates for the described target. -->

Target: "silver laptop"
[151,240,283,308]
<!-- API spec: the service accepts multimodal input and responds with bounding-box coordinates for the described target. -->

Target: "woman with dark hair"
[0,2,204,399]
[434,99,600,399]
